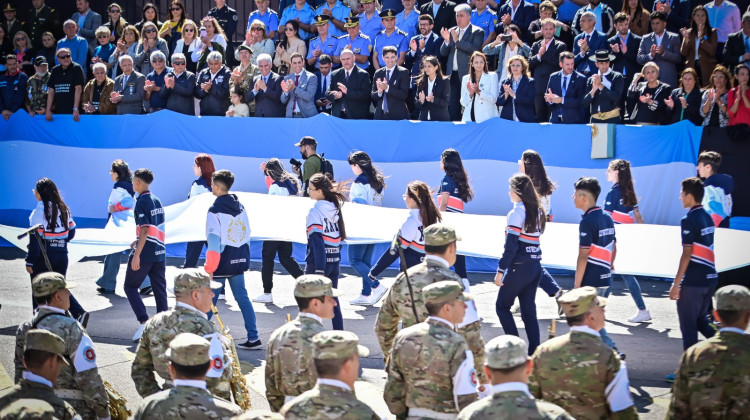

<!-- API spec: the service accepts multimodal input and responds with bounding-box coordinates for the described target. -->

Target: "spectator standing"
[25,0,61,47]
[414,55,451,120]
[71,0,102,54]
[405,15,441,79]
[163,52,196,115]
[333,17,373,71]
[627,61,671,124]
[609,12,642,93]
[697,151,734,228]
[705,0,740,63]
[546,51,589,123]
[460,51,499,122]
[144,51,170,112]
[483,24,530,79]
[208,0,238,64]
[680,6,718,87]
[134,22,169,76]
[11,30,33,76]
[530,18,568,121]
[248,0,280,40]
[359,0,385,41]
[91,26,116,77]
[637,11,681,88]
[372,45,411,119]
[36,32,57,66]
[246,20,275,66]
[622,0,651,36]
[583,49,624,122]
[81,62,115,114]
[722,12,750,70]
[103,3,127,43]
[159,0,188,56]
[307,17,338,68]
[652,0,691,34]
[700,65,731,127]
[0,54,26,119]
[1,3,22,40]
[134,3,162,35]
[497,55,536,121]
[573,0,617,36]
[195,51,230,116]
[664,67,704,124]
[230,44,259,102]
[194,17,228,72]
[281,52,318,117]
[45,48,84,121]
[274,20,307,74]
[728,63,750,124]
[327,49,372,118]
[24,56,50,117]
[397,0,421,41]
[471,0,498,46]
[280,0,316,42]
[175,19,199,73]
[314,54,334,113]
[573,12,607,77]
[497,0,539,43]
[441,4,485,121]
[529,2,574,50]
[56,20,88,78]
[419,0,457,36]
[108,25,138,78]
[373,9,409,70]
[315,0,352,38]
[0,26,9,69]
[246,53,284,117]
[111,55,145,115]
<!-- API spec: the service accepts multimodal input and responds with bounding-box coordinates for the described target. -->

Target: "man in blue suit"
[573,11,607,76]
[314,55,334,113]
[245,53,285,117]
[545,52,588,124]
[71,0,101,54]
[496,0,539,43]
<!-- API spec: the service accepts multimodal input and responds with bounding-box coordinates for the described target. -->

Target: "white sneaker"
[511,303,521,315]
[628,309,652,323]
[253,293,273,304]
[350,294,371,305]
[367,284,388,305]
[132,323,146,342]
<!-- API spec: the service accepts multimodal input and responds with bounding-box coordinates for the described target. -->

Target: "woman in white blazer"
[461,51,499,123]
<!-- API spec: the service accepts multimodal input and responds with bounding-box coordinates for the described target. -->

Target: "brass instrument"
[211,305,251,410]
[286,313,291,323]
[105,380,131,420]
[548,319,557,340]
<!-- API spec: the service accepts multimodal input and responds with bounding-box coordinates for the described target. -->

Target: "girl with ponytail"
[437,148,473,284]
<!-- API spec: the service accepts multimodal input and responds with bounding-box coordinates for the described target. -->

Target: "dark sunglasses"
[171,7,182,11]
[15,37,26,41]
[285,27,294,31]
[58,54,71,59]
[183,28,195,32]
[151,57,165,62]
[109,9,120,13]
[251,28,263,31]
[145,28,157,33]
[97,35,109,38]
[172,60,186,65]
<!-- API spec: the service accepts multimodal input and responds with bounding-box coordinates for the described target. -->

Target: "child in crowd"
[126,169,168,341]
[185,154,215,269]
[604,159,651,323]
[437,148,472,288]
[204,169,261,349]
[254,158,304,304]
[226,87,249,117]
[696,151,733,228]
[347,151,387,306]
[305,173,347,330]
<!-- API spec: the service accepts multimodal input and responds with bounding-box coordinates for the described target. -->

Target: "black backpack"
[319,153,334,181]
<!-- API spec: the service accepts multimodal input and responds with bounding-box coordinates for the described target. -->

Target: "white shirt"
[598,67,613,90]
[427,315,455,328]
[424,254,451,268]
[317,378,351,391]
[176,302,208,319]
[500,44,519,81]
[299,312,323,324]
[491,382,532,397]
[38,305,66,314]
[509,0,522,20]
[569,325,601,336]
[22,371,53,388]
[174,379,207,390]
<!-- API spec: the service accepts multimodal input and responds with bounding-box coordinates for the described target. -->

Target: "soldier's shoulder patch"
[233,14,238,21]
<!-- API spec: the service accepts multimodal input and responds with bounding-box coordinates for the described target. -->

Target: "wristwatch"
[72,107,78,111]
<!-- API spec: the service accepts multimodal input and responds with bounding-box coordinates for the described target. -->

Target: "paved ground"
[0,247,701,418]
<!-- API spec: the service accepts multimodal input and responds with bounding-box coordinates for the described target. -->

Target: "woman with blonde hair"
[135,21,169,75]
[108,25,139,78]
[103,3,128,43]
[174,19,199,73]
[627,61,671,124]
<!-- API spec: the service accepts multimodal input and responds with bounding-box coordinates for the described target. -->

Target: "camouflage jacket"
[229,62,260,94]
[457,387,574,420]
[529,330,638,420]
[384,317,479,418]
[14,307,110,418]
[132,384,243,420]
[25,72,51,111]
[667,330,750,419]
[280,382,380,420]
[0,379,80,420]
[131,305,233,400]
[265,313,324,412]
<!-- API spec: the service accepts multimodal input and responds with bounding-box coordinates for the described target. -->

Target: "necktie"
[383,69,391,113]
[122,75,128,91]
[293,74,300,111]
[562,75,568,97]
[345,71,350,83]
[585,34,590,45]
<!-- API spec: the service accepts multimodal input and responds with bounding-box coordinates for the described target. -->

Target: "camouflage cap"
[231,412,285,420]
[24,329,69,366]
[0,399,58,420]
[715,285,750,311]
[166,333,211,367]
[31,272,76,298]
[173,268,221,294]
[424,223,461,246]
[294,274,342,298]
[423,280,472,306]
[557,286,607,318]
[313,331,370,360]
[485,335,529,369]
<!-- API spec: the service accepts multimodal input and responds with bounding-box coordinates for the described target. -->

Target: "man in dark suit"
[112,55,145,115]
[71,0,102,54]
[722,13,750,71]
[496,0,539,43]
[608,12,642,88]
[419,0,456,35]
[245,53,285,117]
[195,51,231,116]
[405,14,442,78]
[440,3,485,120]
[529,19,568,122]
[636,11,681,88]
[545,51,588,124]
[582,49,624,123]
[326,49,372,119]
[314,55,334,113]
[371,46,411,119]
[573,11,608,77]
[652,0,690,35]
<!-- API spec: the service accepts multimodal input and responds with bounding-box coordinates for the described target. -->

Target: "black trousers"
[449,72,462,121]
[261,240,304,293]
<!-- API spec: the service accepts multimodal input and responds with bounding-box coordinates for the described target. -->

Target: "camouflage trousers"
[66,398,97,420]
[458,320,487,384]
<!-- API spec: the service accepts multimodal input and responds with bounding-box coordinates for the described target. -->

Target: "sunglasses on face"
[16,37,26,41]
[97,35,109,38]
[58,54,71,59]
[285,27,294,31]
[173,60,186,65]
[184,28,195,32]
[252,28,263,31]
[145,28,156,33]
[152,57,165,62]
[110,9,120,13]
[171,7,182,11]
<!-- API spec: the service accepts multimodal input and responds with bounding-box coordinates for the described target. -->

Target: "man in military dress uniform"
[529,287,638,419]
[133,333,242,420]
[667,285,750,419]
[1,3,23,40]
[280,330,378,419]
[13,273,110,419]
[0,329,80,420]
[208,0,238,65]
[384,280,480,419]
[131,268,234,400]
[265,275,339,411]
[307,16,340,69]
[457,335,573,419]
[375,223,490,393]
[373,9,409,70]
[25,0,60,46]
[334,16,373,70]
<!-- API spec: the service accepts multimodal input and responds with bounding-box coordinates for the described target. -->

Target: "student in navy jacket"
[185,154,215,269]
[497,55,536,122]
[545,51,588,124]
[573,12,608,76]
[194,52,231,116]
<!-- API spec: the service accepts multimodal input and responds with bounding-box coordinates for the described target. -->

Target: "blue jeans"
[348,243,378,296]
[96,251,150,291]
[677,285,716,350]
[597,285,617,349]
[618,275,646,310]
[209,274,259,341]
[496,262,542,355]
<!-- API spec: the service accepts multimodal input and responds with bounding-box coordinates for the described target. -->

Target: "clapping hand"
[441,27,450,43]
[83,102,96,113]
[201,79,212,92]
[117,39,126,52]
[538,40,547,57]
[707,88,715,102]
[377,78,388,93]
[451,27,459,42]
[664,95,674,109]
[312,48,321,58]
[337,82,348,95]
[256,77,267,91]
[501,13,511,26]
[679,27,689,39]
[144,79,155,92]
[226,108,235,117]
[544,88,561,103]
[418,91,426,103]
[147,38,156,50]
[410,38,418,52]
[592,74,602,89]
[466,80,475,95]
[110,90,123,103]
[577,37,589,53]
[164,74,175,88]
[679,95,688,108]
[639,93,652,104]
[610,43,620,53]
[276,44,285,55]
[419,37,426,50]
[503,83,514,98]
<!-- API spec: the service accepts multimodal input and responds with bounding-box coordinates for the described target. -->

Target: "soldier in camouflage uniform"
[375,223,490,390]
[385,280,480,419]
[1,329,81,420]
[667,285,750,419]
[265,275,340,411]
[24,56,51,116]
[131,268,234,400]
[280,331,378,419]
[457,335,574,420]
[231,412,284,420]
[13,273,109,419]
[529,287,638,420]
[133,333,243,420]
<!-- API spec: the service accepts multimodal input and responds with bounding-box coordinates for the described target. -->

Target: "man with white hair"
[245,52,285,117]
[195,50,231,116]
[573,11,607,76]
[112,54,145,114]
[145,51,171,113]
[164,52,197,115]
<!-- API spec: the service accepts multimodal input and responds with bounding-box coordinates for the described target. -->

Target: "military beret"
[715,285,750,311]
[173,268,221,294]
[557,287,607,318]
[485,335,528,369]
[294,274,342,298]
[361,0,376,3]
[424,223,461,246]
[423,280,472,306]
[166,333,211,367]
[313,331,369,360]
[31,272,76,298]
[24,329,69,366]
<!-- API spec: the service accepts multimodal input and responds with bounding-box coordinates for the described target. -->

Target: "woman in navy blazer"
[496,56,536,123]
[414,55,451,121]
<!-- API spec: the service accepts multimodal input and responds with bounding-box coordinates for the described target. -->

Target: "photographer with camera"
[291,136,323,197]
[481,24,530,77]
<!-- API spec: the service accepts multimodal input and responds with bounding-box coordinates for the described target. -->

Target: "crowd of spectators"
[2,0,750,127]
